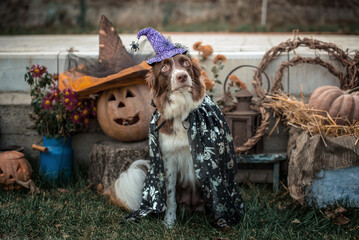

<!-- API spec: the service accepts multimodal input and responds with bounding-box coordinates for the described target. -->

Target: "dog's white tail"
[112,159,150,211]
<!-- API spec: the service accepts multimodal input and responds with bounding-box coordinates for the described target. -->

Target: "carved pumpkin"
[308,85,359,125]
[97,84,154,142]
[0,151,33,190]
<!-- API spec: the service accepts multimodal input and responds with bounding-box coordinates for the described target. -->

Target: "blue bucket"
[39,136,73,182]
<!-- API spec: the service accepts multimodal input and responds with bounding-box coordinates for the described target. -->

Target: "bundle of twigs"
[265,90,359,146]
[253,31,359,99]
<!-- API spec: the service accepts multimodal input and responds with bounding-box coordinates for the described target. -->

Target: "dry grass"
[265,90,359,146]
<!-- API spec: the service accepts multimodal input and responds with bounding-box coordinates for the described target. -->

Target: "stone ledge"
[0,92,31,105]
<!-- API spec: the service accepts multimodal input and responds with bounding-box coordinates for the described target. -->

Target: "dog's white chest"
[158,91,202,190]
[159,118,196,188]
[159,119,189,153]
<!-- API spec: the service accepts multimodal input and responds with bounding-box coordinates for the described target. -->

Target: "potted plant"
[25,64,96,182]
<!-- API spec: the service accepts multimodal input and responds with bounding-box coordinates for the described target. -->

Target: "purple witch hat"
[137,28,187,65]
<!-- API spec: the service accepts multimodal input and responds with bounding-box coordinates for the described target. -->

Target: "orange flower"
[213,54,227,64]
[192,57,200,66]
[198,45,213,59]
[201,70,208,78]
[228,75,247,90]
[200,70,215,90]
[203,77,215,90]
[193,41,203,51]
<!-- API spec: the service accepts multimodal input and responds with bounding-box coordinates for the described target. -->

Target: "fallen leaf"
[333,214,350,226]
[277,201,290,210]
[57,188,69,193]
[325,210,334,219]
[324,204,350,225]
[86,183,94,190]
[219,225,231,233]
[55,224,62,231]
[97,183,104,194]
[333,206,347,215]
[291,219,301,224]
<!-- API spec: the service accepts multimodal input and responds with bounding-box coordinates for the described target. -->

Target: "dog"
[105,53,206,228]
[145,53,207,228]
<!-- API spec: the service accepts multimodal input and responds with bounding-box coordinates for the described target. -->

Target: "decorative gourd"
[0,151,33,190]
[97,84,154,142]
[308,85,359,125]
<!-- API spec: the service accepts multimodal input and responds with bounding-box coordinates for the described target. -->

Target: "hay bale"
[265,91,359,146]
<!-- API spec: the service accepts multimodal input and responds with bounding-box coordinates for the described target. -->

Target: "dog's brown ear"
[190,57,206,101]
[191,58,202,80]
[145,68,157,90]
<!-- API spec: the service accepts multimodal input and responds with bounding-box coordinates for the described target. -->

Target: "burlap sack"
[287,128,359,205]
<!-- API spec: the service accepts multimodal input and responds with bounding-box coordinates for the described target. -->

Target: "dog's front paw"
[163,219,176,229]
[164,213,176,229]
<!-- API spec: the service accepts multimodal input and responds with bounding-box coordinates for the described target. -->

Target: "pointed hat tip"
[136,27,187,65]
[137,27,155,39]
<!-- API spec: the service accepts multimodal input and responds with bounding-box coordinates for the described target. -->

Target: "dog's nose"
[176,73,188,83]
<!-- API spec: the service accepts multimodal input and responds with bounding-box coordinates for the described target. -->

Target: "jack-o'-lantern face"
[0,151,33,191]
[97,84,154,142]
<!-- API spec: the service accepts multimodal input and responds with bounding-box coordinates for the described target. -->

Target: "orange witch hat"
[59,16,151,96]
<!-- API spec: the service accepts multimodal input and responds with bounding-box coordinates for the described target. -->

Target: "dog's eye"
[161,65,169,72]
[183,60,190,67]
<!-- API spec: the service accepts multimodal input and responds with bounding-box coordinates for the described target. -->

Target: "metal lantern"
[225,89,261,152]
[223,65,270,153]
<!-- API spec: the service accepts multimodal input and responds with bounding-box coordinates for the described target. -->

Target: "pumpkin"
[308,85,359,125]
[97,84,154,142]
[0,151,33,190]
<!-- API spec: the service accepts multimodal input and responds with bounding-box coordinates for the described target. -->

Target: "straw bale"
[265,91,359,146]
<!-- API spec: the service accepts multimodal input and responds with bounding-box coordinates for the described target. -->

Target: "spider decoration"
[130,41,140,52]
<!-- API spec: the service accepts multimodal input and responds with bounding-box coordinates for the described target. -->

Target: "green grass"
[1,173,358,240]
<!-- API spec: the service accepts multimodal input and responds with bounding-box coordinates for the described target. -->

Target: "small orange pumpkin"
[0,151,33,190]
[308,85,359,125]
[97,84,154,142]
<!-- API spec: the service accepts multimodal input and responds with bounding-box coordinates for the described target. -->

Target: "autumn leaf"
[333,214,350,225]
[324,204,350,225]
[57,188,69,193]
[291,219,301,224]
[97,183,104,194]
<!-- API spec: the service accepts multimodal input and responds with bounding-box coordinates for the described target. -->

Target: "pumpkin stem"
[348,86,359,94]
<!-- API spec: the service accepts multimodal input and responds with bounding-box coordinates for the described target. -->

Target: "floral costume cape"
[126,95,245,227]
